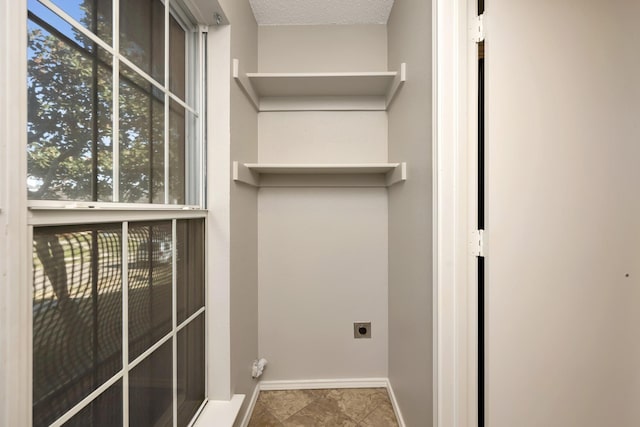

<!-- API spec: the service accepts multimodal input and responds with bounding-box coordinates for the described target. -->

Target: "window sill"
[28,200,204,211]
[191,395,245,427]
[28,204,208,226]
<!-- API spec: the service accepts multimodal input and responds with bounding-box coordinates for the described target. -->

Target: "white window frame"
[1,0,31,426]
[32,0,203,206]
[6,0,213,425]
[204,21,231,402]
[29,217,209,427]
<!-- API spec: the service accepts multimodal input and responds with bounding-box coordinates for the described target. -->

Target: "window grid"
[37,0,197,115]
[28,0,208,424]
[35,0,201,206]
[112,0,121,203]
[38,219,207,427]
[164,2,171,208]
[122,221,129,427]
[172,220,178,427]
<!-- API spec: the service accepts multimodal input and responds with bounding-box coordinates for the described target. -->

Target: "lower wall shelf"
[233,162,407,188]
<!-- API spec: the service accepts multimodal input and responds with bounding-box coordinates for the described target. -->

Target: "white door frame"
[433,0,479,426]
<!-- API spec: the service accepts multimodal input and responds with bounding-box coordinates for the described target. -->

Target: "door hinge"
[473,14,485,43]
[470,229,485,257]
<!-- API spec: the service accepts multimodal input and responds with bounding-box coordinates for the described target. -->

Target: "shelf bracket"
[386,162,407,187]
[386,63,407,108]
[232,59,260,111]
[232,161,259,187]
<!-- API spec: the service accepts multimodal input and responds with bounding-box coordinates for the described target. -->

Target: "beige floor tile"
[257,390,318,421]
[358,400,399,427]
[248,402,283,427]
[282,397,358,427]
[248,388,399,427]
[306,388,329,399]
[324,388,390,422]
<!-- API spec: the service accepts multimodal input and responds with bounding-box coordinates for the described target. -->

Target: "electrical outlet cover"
[354,322,371,339]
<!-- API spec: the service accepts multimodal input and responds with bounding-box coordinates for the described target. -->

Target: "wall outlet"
[354,322,371,339]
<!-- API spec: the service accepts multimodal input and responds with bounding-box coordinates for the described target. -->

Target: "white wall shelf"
[233,59,407,111]
[233,161,407,188]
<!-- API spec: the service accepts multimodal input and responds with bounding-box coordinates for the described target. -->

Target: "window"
[27,1,207,426]
[27,0,203,205]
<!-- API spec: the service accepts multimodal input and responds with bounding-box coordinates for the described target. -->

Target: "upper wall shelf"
[233,59,407,112]
[233,162,407,188]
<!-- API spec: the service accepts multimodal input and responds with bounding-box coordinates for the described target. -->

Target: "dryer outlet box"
[354,322,371,339]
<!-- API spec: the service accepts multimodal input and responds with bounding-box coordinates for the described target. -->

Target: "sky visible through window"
[28,0,88,51]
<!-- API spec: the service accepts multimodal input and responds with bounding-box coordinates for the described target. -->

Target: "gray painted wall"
[258,187,389,380]
[256,24,390,382]
[387,0,434,425]
[218,0,260,423]
[258,25,387,72]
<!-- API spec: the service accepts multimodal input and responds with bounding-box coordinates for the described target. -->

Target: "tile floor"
[247,388,399,427]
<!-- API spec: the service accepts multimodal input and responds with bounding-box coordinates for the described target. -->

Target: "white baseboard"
[239,378,406,427]
[259,378,389,391]
[238,383,261,427]
[385,379,407,427]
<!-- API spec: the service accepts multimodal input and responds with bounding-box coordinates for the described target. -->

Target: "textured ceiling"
[249,0,394,25]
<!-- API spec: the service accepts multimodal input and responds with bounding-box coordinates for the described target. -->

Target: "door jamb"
[433,0,478,426]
